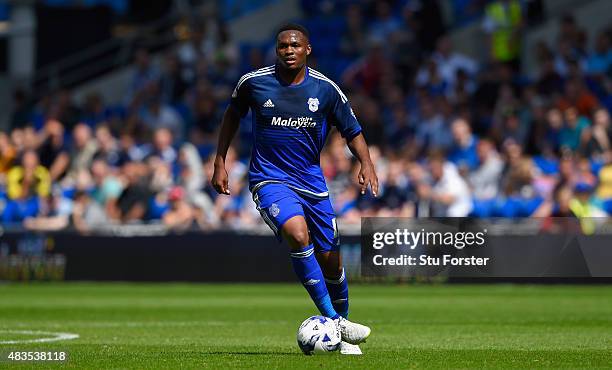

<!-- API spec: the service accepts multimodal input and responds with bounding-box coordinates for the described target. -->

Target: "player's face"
[276,30,311,70]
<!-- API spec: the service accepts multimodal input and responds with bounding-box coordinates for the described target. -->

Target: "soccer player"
[211,23,378,355]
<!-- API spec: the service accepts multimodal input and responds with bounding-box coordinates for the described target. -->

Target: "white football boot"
[335,317,371,345]
[339,341,363,355]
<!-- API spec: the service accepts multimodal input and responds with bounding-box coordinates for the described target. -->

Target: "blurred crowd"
[2,0,612,233]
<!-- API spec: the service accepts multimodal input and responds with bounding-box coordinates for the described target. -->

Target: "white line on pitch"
[0,330,79,344]
[3,320,289,328]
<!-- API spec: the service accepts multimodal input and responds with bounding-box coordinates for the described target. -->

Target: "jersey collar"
[275,63,309,87]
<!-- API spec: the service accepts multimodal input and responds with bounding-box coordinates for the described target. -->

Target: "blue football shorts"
[252,182,340,252]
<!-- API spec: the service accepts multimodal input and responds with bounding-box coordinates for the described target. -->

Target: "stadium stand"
[1,0,612,232]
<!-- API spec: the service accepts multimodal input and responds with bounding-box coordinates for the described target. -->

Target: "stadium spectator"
[542,107,563,153]
[4,151,51,223]
[535,186,584,234]
[417,152,473,217]
[151,127,178,165]
[416,58,448,97]
[430,35,478,90]
[587,32,612,76]
[559,107,589,152]
[177,143,217,226]
[90,159,123,213]
[65,123,98,184]
[580,107,611,159]
[413,97,452,155]
[557,78,599,117]
[118,129,150,164]
[37,119,70,181]
[0,132,17,175]
[139,89,184,141]
[148,155,173,197]
[367,1,401,42]
[568,182,607,234]
[482,0,524,68]
[108,161,151,222]
[94,124,121,168]
[72,190,109,234]
[6,150,50,201]
[162,186,196,230]
[448,118,479,172]
[377,157,413,217]
[469,139,504,199]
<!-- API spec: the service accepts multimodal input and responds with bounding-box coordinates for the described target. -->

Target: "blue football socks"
[290,244,339,319]
[325,268,349,318]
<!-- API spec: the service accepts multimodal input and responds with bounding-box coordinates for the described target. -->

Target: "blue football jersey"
[230,64,362,197]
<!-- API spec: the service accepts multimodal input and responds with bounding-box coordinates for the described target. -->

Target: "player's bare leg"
[281,216,311,250]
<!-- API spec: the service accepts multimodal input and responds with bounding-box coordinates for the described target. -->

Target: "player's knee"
[288,229,310,248]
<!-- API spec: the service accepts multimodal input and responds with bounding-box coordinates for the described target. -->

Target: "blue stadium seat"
[470,198,496,218]
[533,156,559,175]
[602,199,612,215]
[62,187,76,199]
[492,197,521,218]
[520,197,544,216]
[2,198,40,223]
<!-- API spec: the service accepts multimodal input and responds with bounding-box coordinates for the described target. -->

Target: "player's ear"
[306,43,312,56]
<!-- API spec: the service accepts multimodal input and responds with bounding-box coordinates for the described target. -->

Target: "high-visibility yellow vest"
[486,1,522,62]
[569,198,596,234]
[7,166,51,200]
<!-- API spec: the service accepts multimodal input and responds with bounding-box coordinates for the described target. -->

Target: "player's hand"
[358,161,379,197]
[211,166,231,195]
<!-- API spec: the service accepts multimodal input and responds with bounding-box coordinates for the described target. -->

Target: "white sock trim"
[290,247,314,259]
[325,268,345,284]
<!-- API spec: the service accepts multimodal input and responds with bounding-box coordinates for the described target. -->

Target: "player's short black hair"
[276,23,310,40]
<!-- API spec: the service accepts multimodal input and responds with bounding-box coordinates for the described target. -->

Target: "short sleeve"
[229,75,251,118]
[329,84,362,140]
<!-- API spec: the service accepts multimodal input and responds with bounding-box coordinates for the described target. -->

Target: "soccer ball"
[296,315,341,355]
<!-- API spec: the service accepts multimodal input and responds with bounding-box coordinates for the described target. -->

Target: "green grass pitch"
[1,283,611,368]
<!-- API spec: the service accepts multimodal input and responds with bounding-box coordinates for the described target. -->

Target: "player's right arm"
[212,72,252,195]
[211,106,241,195]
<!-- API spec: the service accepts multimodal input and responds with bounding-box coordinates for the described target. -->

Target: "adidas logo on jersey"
[263,99,275,108]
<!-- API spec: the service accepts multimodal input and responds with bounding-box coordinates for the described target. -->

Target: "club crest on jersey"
[307,98,319,112]
[269,203,280,217]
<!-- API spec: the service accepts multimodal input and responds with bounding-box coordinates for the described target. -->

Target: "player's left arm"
[346,133,379,197]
